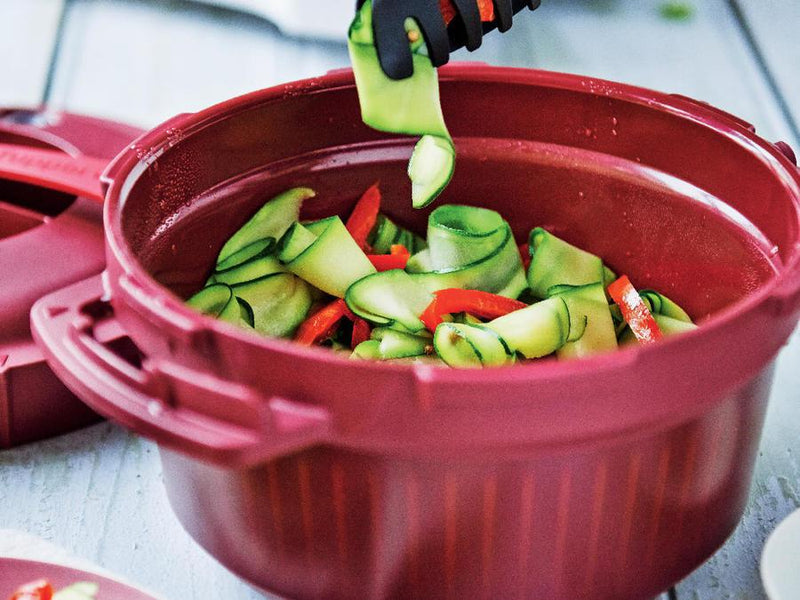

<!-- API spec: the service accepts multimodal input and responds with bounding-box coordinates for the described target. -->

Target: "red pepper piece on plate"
[295,299,354,346]
[345,182,381,252]
[367,244,411,271]
[607,275,663,344]
[10,580,53,600]
[419,288,527,332]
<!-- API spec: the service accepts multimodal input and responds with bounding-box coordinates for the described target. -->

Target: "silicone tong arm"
[359,0,541,80]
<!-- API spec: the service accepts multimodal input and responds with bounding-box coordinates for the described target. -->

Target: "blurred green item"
[659,1,694,21]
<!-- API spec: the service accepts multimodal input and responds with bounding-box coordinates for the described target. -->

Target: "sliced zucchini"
[453,312,483,325]
[619,314,698,346]
[277,222,319,263]
[369,215,400,254]
[640,290,693,323]
[368,214,427,255]
[212,254,285,286]
[410,205,527,298]
[280,216,376,297]
[434,322,514,368]
[409,134,455,209]
[654,313,698,335]
[527,228,605,298]
[348,1,454,209]
[603,265,617,288]
[347,2,449,138]
[233,273,312,338]
[372,327,431,359]
[351,339,382,360]
[553,283,618,360]
[237,297,255,328]
[218,187,314,264]
[186,283,234,317]
[485,297,570,359]
[215,238,275,272]
[345,269,433,332]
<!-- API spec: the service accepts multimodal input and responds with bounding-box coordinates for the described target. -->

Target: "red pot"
[30,66,800,599]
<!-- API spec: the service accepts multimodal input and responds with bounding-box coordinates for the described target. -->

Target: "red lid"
[0,108,141,448]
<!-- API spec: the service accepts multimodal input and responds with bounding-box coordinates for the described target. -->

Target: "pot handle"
[0,142,107,201]
[30,275,331,467]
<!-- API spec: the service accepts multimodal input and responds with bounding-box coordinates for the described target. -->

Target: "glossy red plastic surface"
[31,67,800,599]
[0,142,106,202]
[0,109,140,447]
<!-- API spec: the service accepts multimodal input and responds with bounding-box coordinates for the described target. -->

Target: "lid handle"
[0,143,107,202]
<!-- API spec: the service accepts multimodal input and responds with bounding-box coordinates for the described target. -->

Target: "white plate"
[761,507,800,600]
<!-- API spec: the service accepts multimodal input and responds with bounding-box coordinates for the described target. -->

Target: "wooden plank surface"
[0,0,65,107]
[0,1,798,599]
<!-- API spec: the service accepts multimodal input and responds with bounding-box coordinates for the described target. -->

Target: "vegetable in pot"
[186,183,696,368]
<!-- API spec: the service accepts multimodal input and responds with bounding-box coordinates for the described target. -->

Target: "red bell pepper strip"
[351,317,372,348]
[294,299,354,346]
[10,581,53,600]
[419,288,528,331]
[440,0,495,25]
[367,244,411,272]
[345,182,381,252]
[607,275,663,345]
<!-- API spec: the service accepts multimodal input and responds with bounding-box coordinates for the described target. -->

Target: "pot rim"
[100,65,800,385]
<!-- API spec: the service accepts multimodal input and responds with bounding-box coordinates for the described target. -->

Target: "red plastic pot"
[0,110,139,447]
[30,67,800,599]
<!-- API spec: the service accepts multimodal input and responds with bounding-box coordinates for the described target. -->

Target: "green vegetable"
[217,187,313,265]
[348,1,455,208]
[409,205,527,298]
[278,216,376,297]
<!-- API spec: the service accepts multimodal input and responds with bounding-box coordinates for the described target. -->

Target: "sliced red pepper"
[351,317,372,348]
[419,288,528,332]
[11,581,53,600]
[294,299,354,346]
[440,0,495,25]
[345,182,381,252]
[518,242,531,271]
[367,244,411,271]
[607,275,663,345]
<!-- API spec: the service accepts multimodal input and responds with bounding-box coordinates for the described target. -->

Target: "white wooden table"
[1,1,799,598]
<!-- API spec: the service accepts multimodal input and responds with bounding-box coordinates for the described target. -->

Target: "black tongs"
[356,0,541,80]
